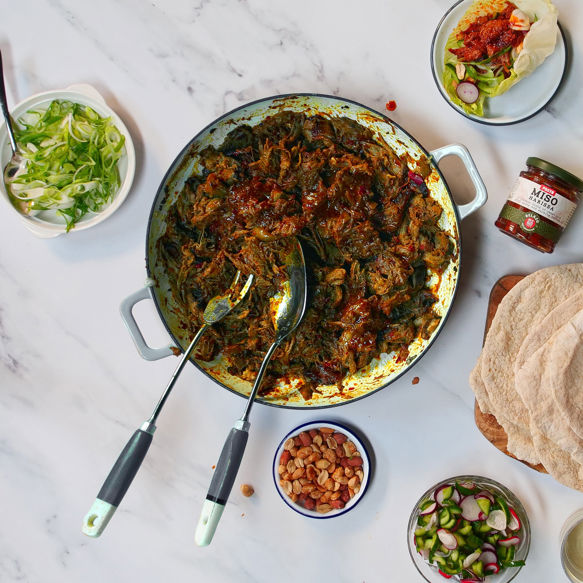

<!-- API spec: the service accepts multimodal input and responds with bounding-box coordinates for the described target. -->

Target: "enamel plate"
[431,0,567,125]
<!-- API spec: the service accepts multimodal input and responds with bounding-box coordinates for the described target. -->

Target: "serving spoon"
[195,238,307,546]
[0,50,17,155]
[82,270,254,538]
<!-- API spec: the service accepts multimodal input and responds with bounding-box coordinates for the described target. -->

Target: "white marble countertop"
[1,1,583,581]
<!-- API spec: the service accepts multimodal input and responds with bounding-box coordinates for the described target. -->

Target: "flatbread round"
[470,354,493,415]
[516,316,583,464]
[514,289,583,375]
[531,427,583,492]
[479,263,583,464]
[551,310,583,439]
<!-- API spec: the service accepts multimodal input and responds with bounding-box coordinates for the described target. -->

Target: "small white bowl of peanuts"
[273,420,371,518]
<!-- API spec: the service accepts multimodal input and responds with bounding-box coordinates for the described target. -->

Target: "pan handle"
[120,285,175,360]
[430,143,488,221]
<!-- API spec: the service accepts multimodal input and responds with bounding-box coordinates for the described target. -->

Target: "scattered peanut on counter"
[278,427,364,513]
[240,483,255,497]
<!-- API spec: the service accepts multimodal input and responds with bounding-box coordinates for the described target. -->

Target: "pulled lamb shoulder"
[158,111,454,401]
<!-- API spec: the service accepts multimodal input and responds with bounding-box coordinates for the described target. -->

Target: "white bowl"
[0,84,136,237]
[273,420,371,519]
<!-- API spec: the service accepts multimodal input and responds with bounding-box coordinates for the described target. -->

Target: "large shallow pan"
[121,94,486,408]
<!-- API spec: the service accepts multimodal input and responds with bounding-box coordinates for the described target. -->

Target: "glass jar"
[561,509,583,583]
[495,157,583,253]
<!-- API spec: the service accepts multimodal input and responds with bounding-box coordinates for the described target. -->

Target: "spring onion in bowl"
[4,99,125,231]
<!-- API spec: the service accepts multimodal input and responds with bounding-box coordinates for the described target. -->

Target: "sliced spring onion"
[4,99,125,231]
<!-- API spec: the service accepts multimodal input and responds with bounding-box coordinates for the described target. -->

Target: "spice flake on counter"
[385,100,397,111]
[412,376,420,385]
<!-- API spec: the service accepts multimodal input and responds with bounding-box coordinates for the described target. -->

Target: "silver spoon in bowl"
[0,50,26,183]
[0,50,17,156]
[195,238,307,546]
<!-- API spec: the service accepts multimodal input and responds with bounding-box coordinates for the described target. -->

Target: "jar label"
[508,177,577,228]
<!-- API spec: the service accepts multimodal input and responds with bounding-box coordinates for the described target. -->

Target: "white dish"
[0,84,135,237]
[272,420,371,519]
[430,0,567,125]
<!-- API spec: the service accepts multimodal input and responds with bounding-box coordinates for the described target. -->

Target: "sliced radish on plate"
[456,81,480,104]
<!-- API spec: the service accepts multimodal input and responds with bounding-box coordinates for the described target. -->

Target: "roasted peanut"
[319,427,334,434]
[333,432,347,444]
[315,459,330,470]
[281,480,292,495]
[320,491,332,503]
[296,446,313,459]
[294,457,305,469]
[332,467,345,481]
[292,480,302,495]
[284,438,295,451]
[324,477,334,491]
[278,464,286,475]
[304,497,316,511]
[287,460,296,474]
[317,503,332,513]
[306,465,317,481]
[326,437,338,449]
[348,476,359,489]
[316,469,329,486]
[291,467,305,480]
[306,451,321,464]
[323,449,337,464]
[298,431,312,447]
[313,434,323,446]
[240,483,254,497]
[345,467,354,478]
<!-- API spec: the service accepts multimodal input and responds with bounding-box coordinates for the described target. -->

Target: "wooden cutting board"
[473,275,547,473]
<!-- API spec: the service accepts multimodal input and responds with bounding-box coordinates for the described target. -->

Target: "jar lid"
[527,157,583,191]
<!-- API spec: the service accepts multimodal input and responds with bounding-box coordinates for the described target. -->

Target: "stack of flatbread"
[470,263,583,491]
